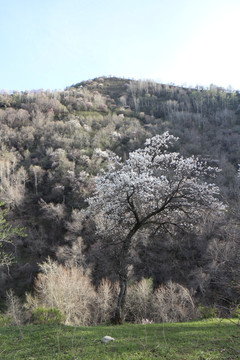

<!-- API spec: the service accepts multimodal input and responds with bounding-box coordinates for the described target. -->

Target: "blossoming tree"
[86,132,225,323]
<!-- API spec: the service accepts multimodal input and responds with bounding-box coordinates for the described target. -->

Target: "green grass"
[0,319,239,360]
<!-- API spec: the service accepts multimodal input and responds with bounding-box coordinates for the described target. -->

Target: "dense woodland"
[0,77,240,321]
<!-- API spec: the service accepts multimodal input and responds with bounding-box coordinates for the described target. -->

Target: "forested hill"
[71,77,240,169]
[0,77,240,306]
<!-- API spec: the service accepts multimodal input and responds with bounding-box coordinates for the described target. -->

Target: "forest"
[0,76,240,325]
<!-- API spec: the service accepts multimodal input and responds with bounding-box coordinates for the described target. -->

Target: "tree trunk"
[114,269,128,324]
[113,223,141,324]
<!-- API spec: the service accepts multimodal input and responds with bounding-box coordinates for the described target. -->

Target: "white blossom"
[86,132,225,239]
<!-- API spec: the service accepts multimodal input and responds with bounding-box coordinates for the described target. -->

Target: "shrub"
[198,305,218,319]
[25,258,97,326]
[125,279,197,323]
[125,278,153,323]
[0,311,12,327]
[231,305,240,319]
[152,281,196,323]
[32,307,64,325]
[92,279,115,325]
[5,289,24,326]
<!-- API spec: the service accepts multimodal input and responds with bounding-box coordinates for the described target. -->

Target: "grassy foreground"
[0,319,239,360]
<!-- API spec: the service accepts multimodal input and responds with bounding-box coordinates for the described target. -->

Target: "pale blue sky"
[0,0,239,91]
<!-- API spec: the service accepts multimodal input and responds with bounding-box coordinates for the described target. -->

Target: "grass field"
[0,319,239,360]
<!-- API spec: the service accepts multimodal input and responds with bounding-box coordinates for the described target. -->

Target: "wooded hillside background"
[0,77,240,312]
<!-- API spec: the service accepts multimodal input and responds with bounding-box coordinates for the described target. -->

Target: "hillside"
[0,77,240,310]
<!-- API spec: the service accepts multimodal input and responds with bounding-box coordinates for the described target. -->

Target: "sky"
[0,0,240,91]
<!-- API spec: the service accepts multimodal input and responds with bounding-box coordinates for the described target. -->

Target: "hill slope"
[0,77,240,307]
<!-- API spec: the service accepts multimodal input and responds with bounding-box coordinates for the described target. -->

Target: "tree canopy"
[87,132,224,236]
